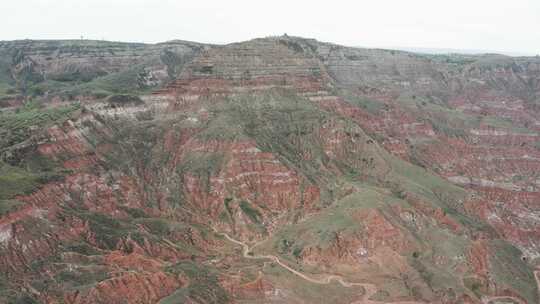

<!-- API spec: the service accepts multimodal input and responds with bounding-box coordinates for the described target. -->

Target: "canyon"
[0,35,539,303]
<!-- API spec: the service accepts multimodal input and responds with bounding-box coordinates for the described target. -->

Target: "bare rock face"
[0,40,208,101]
[1,36,540,304]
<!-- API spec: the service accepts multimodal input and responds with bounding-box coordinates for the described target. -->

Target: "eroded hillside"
[0,36,539,304]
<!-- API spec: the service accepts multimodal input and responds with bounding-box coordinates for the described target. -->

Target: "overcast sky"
[1,0,539,55]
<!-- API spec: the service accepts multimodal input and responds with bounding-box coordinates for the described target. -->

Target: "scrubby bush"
[105,94,143,106]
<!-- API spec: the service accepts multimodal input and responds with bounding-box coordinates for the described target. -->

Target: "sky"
[1,0,539,55]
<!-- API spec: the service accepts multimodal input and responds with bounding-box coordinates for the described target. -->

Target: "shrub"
[105,94,143,106]
[239,200,261,224]
[165,261,228,304]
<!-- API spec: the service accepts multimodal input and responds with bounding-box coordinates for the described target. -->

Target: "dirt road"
[215,229,423,303]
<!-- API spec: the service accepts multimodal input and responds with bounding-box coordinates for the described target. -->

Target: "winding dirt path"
[215,228,540,303]
[215,228,423,304]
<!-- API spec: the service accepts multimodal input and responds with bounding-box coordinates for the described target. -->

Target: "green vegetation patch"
[61,241,102,256]
[239,200,262,224]
[0,100,80,148]
[72,210,143,249]
[196,104,248,141]
[395,93,534,137]
[338,88,385,115]
[0,51,14,91]
[267,187,400,257]
[488,240,538,304]
[0,162,44,200]
[381,152,496,235]
[382,150,467,205]
[54,266,110,292]
[463,276,484,298]
[67,209,203,256]
[98,119,168,173]
[105,94,143,106]
[0,102,76,211]
[408,230,469,295]
[0,199,24,216]
[178,152,225,191]
[180,152,225,177]
[204,91,334,186]
[163,261,228,304]
[0,83,15,98]
[5,294,40,304]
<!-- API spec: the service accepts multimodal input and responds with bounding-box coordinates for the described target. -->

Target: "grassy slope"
[0,48,15,97]
[161,261,229,304]
[0,101,80,215]
[395,93,535,136]
[0,101,80,147]
[488,240,538,304]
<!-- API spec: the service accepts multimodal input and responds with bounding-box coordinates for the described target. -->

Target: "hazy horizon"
[1,37,536,57]
[1,0,539,56]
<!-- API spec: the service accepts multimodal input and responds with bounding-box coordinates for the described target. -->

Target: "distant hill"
[370,46,538,57]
